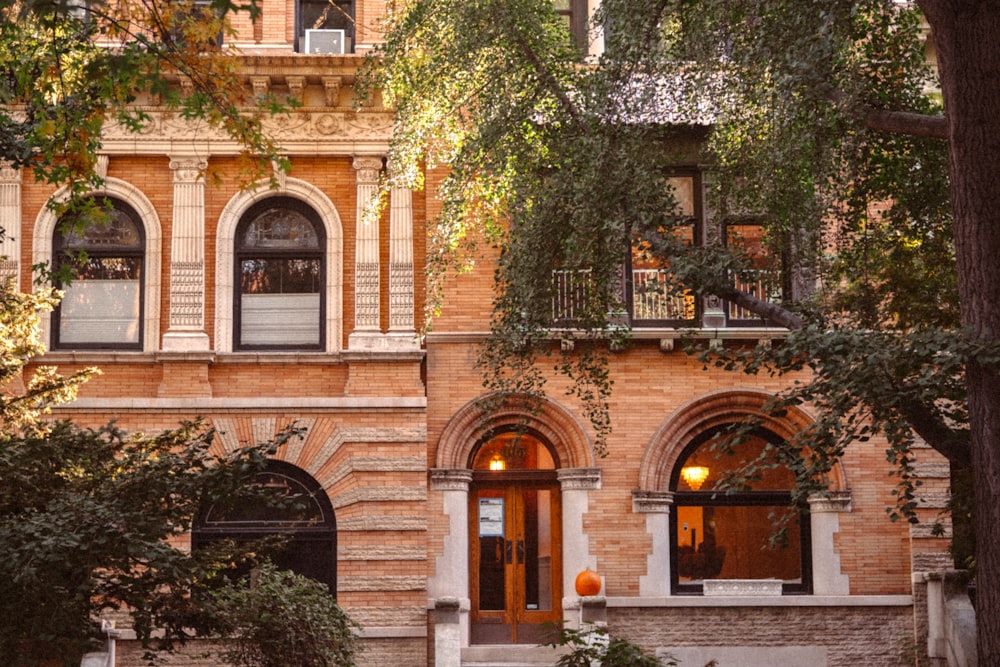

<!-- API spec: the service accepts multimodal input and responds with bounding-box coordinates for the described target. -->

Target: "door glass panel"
[522,488,552,612]
[477,493,506,612]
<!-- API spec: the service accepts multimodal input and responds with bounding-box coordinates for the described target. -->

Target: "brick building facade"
[0,1,954,665]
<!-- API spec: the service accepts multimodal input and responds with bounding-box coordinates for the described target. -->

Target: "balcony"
[551,268,783,329]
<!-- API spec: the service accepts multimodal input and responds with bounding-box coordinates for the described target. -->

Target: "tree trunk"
[919,1,1000,662]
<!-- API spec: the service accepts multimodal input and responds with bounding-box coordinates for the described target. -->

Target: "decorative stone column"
[429,469,473,648]
[808,491,852,595]
[632,490,674,597]
[162,156,210,351]
[0,162,21,283]
[558,468,601,620]
[349,156,383,349]
[387,180,418,349]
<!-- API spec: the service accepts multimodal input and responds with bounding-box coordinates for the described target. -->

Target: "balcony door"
[470,433,562,645]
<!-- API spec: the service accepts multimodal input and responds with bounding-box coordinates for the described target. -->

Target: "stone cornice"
[99,109,394,155]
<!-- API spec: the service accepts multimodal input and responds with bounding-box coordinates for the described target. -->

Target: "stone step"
[80,653,109,667]
[461,643,567,667]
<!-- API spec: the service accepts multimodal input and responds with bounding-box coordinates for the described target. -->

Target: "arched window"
[52,198,145,350]
[235,197,325,350]
[670,425,811,594]
[192,461,337,592]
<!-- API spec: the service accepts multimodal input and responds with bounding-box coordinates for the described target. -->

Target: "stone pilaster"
[349,156,383,349]
[633,490,674,596]
[388,182,417,343]
[808,490,852,595]
[162,156,210,351]
[429,469,473,650]
[559,468,601,616]
[0,162,21,283]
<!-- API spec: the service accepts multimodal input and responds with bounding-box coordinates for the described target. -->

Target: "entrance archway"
[430,393,599,649]
[469,431,562,645]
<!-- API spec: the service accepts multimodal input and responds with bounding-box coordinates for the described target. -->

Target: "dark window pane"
[53,198,145,349]
[301,0,353,31]
[75,256,142,281]
[194,463,337,593]
[241,258,320,294]
[676,504,802,583]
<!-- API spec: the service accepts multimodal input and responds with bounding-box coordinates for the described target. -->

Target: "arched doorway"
[469,431,562,644]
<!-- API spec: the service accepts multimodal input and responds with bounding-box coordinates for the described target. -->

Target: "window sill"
[604,595,913,608]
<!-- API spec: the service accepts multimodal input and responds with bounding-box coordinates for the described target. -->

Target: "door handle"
[505,539,513,564]
[517,540,524,564]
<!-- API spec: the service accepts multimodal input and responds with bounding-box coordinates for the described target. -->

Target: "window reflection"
[235,198,325,350]
[672,427,810,594]
[53,199,144,349]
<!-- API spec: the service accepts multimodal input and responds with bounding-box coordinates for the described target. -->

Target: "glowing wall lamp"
[680,465,710,490]
[489,453,506,471]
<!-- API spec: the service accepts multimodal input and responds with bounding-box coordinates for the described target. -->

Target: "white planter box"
[703,579,783,596]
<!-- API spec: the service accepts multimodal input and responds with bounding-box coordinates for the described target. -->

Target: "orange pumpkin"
[575,569,602,596]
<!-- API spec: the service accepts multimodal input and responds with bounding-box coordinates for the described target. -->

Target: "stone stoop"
[461,644,568,667]
[80,653,109,667]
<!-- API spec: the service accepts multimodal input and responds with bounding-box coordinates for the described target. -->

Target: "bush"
[549,624,674,667]
[212,563,361,667]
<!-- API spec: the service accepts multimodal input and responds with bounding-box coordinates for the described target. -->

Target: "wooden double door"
[470,478,562,644]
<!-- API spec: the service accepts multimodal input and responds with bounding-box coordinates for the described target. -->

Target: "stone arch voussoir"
[638,388,846,491]
[436,393,594,470]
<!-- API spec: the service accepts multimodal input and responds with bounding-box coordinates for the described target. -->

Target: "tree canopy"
[367,0,961,472]
[1,0,287,206]
[368,0,1000,659]
[0,2,312,663]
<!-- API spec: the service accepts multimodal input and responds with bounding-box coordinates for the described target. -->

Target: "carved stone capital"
[430,468,473,491]
[0,161,20,183]
[632,490,674,513]
[169,156,208,183]
[807,490,853,513]
[557,468,602,490]
[353,156,383,184]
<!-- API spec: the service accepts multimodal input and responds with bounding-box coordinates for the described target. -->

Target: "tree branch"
[896,394,970,467]
[707,283,805,330]
[864,108,948,140]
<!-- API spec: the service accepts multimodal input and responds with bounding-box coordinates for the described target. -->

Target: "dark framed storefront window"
[670,425,811,595]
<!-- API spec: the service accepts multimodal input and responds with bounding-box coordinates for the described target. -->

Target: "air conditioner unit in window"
[304,29,346,54]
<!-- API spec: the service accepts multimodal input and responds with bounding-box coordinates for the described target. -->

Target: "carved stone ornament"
[285,76,306,103]
[169,157,208,182]
[322,76,342,107]
[250,75,271,98]
[100,110,393,146]
[557,468,602,490]
[353,156,383,184]
[429,469,473,491]
[703,579,783,596]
